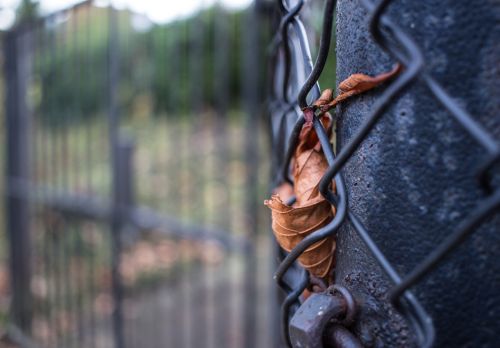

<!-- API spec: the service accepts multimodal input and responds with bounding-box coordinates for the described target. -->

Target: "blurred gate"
[3,1,276,347]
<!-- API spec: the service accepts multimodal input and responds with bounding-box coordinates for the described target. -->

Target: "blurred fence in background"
[2,1,278,347]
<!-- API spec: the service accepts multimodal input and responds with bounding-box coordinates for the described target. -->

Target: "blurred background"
[0,0,334,347]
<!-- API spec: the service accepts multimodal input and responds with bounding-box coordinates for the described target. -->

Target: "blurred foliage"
[34,5,270,125]
[15,0,40,25]
[23,2,341,126]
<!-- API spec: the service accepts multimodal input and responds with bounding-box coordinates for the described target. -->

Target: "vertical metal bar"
[59,15,73,347]
[60,16,69,192]
[213,5,231,347]
[31,20,43,341]
[107,7,119,162]
[72,7,81,192]
[108,6,125,348]
[39,22,51,347]
[179,18,193,348]
[241,5,260,348]
[50,19,59,190]
[37,21,53,343]
[84,7,97,345]
[191,7,209,348]
[45,18,59,347]
[158,22,169,348]
[87,231,97,348]
[53,227,63,346]
[63,209,75,345]
[110,136,134,348]
[4,27,34,335]
[71,8,85,346]
[119,12,134,348]
[41,226,53,348]
[46,17,63,347]
[85,5,93,193]
[145,26,162,348]
[166,20,181,348]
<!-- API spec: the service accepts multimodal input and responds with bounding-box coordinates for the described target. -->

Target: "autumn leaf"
[317,64,401,113]
[265,64,401,282]
[265,112,336,279]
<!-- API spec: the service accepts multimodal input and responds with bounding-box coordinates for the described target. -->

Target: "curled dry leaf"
[317,63,402,113]
[265,112,336,279]
[265,64,401,282]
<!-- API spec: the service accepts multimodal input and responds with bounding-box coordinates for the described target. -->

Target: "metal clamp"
[289,286,363,348]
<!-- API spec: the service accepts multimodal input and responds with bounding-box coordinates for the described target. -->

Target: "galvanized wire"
[269,0,499,346]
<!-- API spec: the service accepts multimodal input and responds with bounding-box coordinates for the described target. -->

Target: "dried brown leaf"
[318,64,401,113]
[273,182,294,202]
[265,113,335,279]
[265,64,401,281]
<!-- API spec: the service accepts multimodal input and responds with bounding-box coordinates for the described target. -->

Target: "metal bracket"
[289,289,363,348]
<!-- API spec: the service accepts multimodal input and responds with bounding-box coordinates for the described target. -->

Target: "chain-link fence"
[269,0,499,347]
[2,0,499,347]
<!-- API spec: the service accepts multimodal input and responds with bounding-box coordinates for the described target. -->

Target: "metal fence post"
[107,6,127,348]
[111,136,134,348]
[3,28,33,335]
[335,1,499,346]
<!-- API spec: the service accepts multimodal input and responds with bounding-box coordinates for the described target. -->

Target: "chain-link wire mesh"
[269,0,500,346]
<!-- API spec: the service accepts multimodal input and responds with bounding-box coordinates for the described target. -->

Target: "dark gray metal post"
[4,28,33,335]
[111,136,134,348]
[108,6,126,348]
[335,0,499,347]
